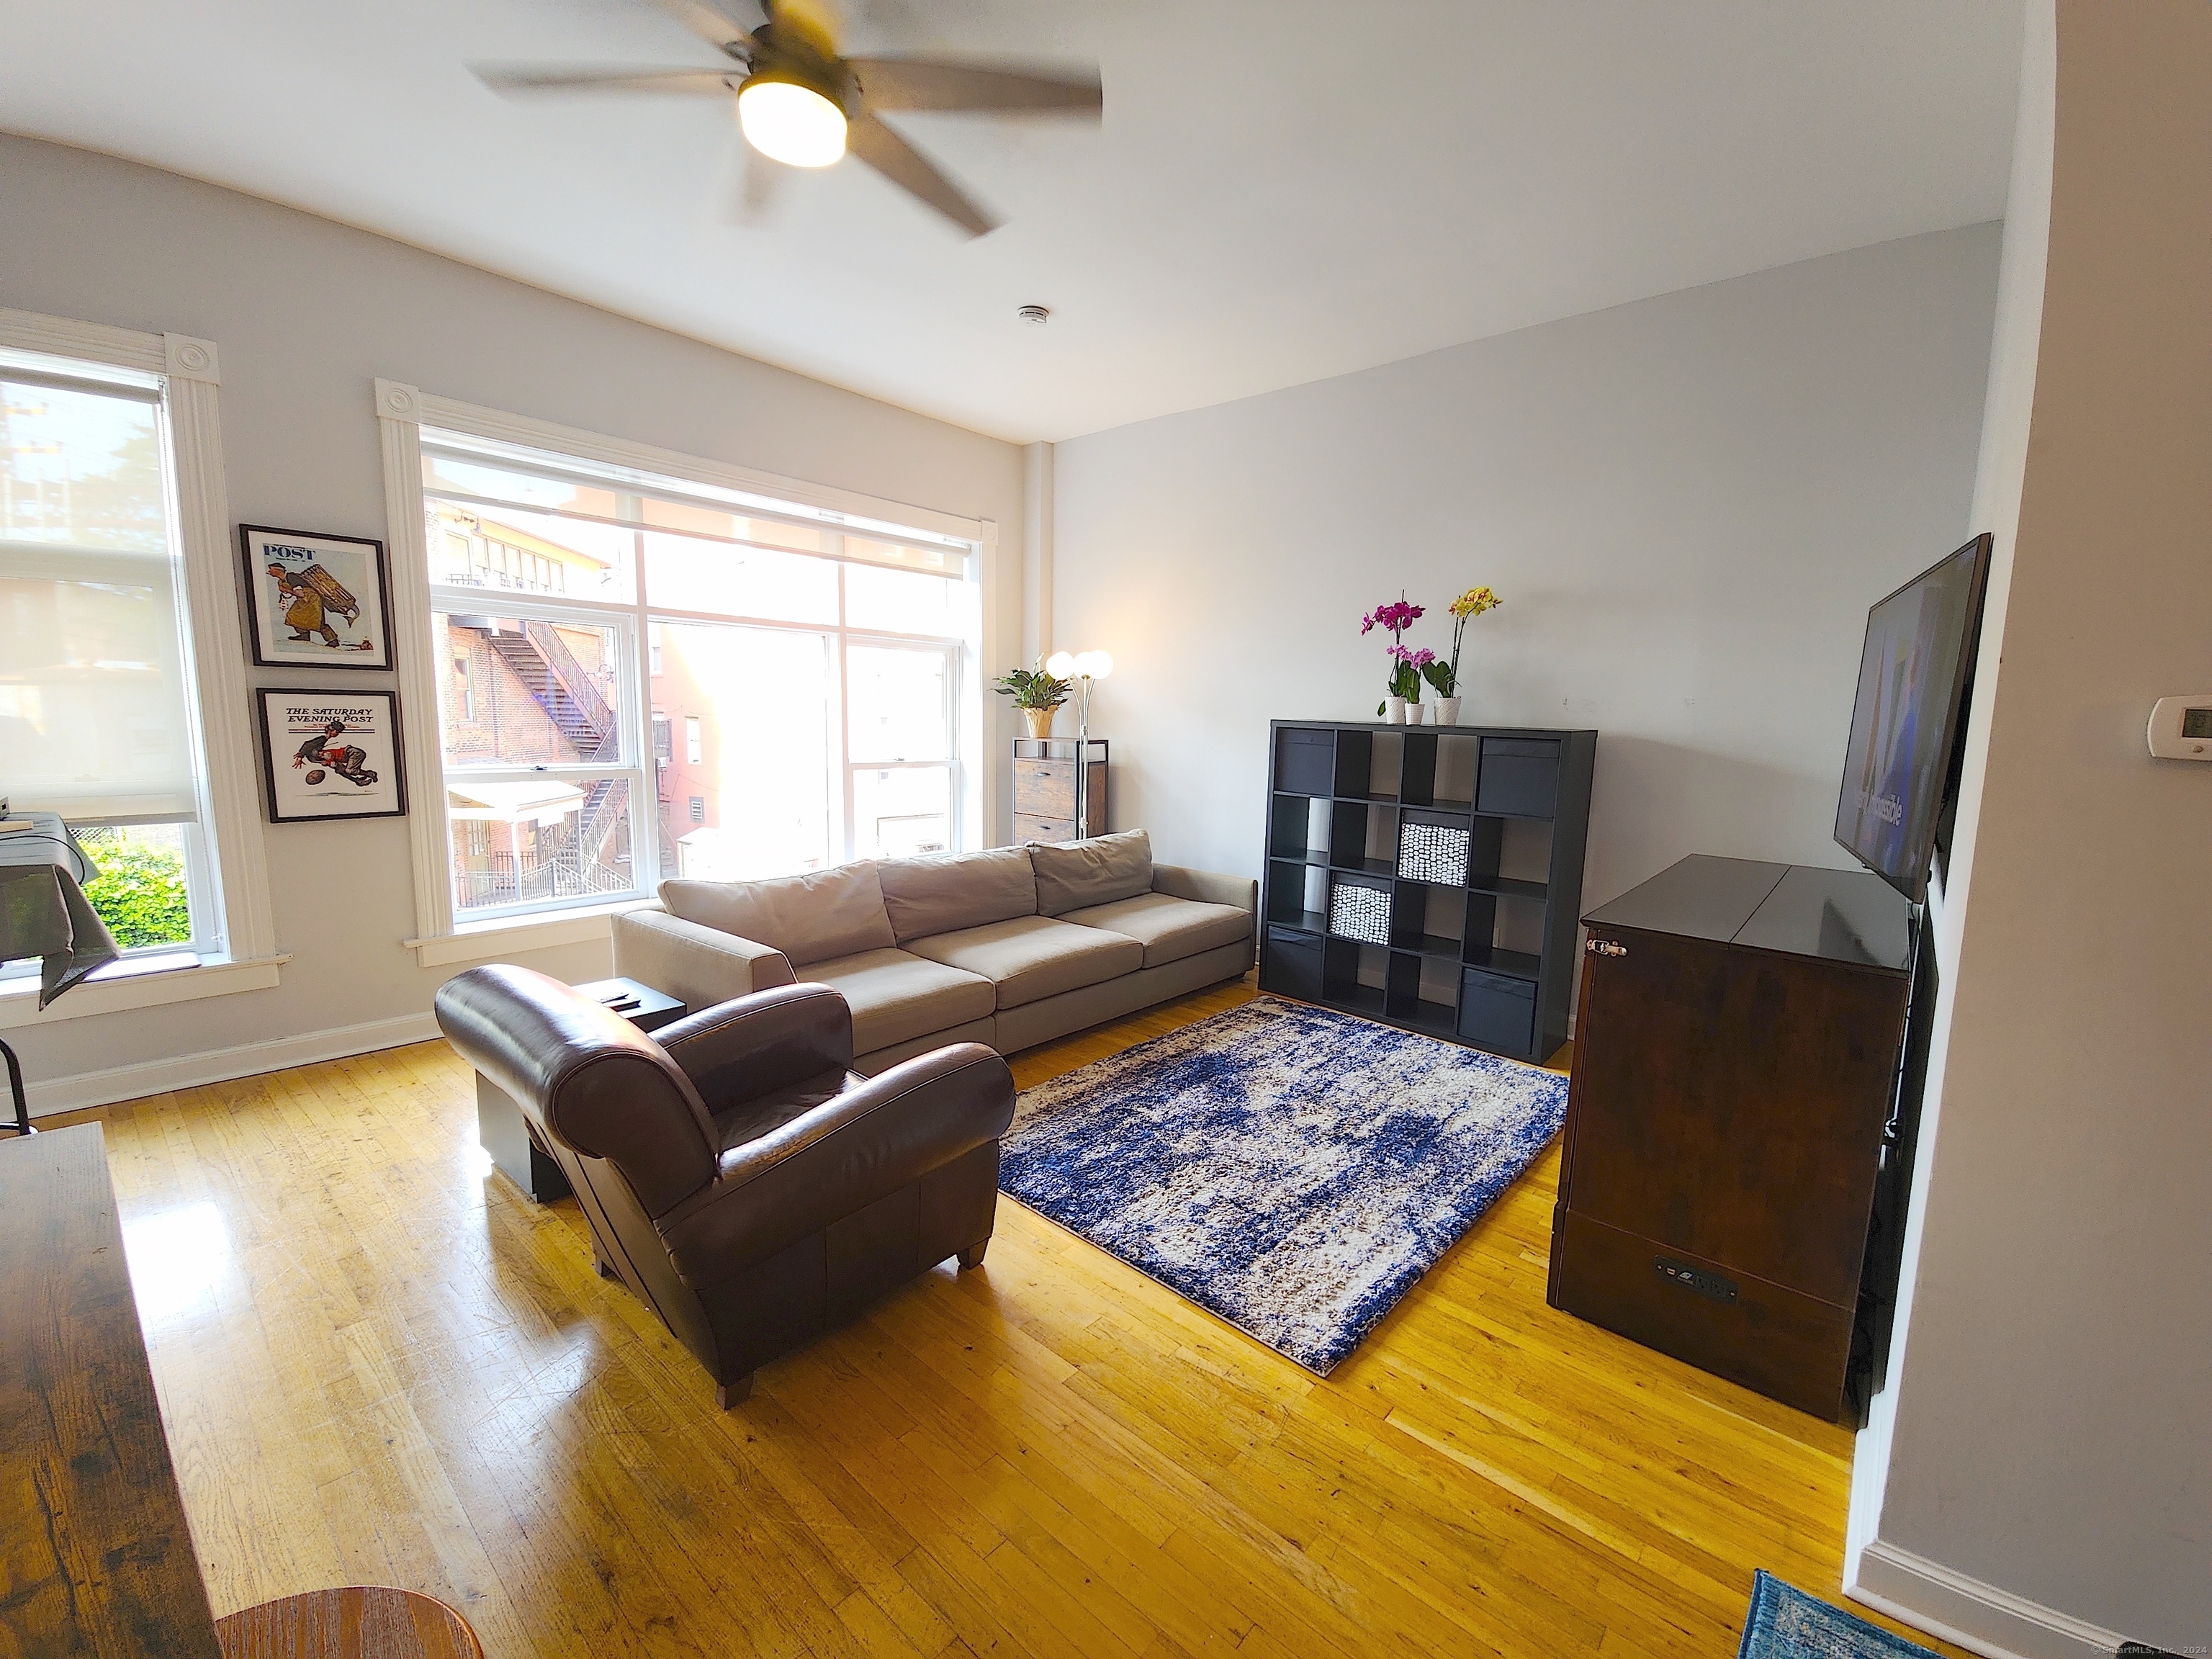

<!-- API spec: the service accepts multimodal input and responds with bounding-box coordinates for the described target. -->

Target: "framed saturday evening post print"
[256,688,408,822]
[240,524,395,670]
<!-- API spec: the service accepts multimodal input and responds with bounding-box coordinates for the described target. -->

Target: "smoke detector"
[1017,304,1051,325]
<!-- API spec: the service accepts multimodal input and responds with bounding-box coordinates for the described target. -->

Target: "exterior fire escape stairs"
[469,620,629,886]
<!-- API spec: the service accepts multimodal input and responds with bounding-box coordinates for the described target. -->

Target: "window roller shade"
[0,374,202,824]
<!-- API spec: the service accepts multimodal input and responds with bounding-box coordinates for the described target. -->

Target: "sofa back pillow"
[660,861,895,967]
[877,845,1038,943]
[1029,829,1154,917]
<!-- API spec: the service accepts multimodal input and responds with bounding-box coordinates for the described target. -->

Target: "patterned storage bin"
[1398,820,1471,884]
[1329,878,1392,945]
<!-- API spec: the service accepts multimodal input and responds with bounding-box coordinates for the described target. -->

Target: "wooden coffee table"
[474,976,685,1202]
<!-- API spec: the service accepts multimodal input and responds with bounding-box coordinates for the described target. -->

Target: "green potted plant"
[994,660,1071,739]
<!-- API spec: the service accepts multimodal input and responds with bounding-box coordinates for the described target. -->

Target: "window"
[409,424,981,924]
[0,353,225,965]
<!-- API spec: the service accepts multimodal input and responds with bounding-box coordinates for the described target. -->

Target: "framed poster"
[256,688,408,822]
[240,524,395,670]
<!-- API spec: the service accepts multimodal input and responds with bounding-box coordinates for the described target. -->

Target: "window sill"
[404,898,658,968]
[0,953,290,1030]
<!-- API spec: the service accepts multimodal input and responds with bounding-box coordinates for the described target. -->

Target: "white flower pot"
[1435,696,1462,726]
[1406,701,1427,725]
[1383,696,1407,724]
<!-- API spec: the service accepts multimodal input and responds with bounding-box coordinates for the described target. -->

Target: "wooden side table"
[475,975,685,1202]
[1012,737,1107,844]
[215,1587,482,1659]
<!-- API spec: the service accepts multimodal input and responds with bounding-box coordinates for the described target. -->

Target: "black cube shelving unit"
[1259,719,1597,1064]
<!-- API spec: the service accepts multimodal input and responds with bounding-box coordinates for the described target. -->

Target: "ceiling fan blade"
[845,112,997,236]
[472,63,739,96]
[736,145,785,223]
[652,0,763,60]
[769,0,843,60]
[849,58,1101,116]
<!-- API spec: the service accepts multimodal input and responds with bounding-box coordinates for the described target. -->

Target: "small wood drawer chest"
[1012,737,1107,845]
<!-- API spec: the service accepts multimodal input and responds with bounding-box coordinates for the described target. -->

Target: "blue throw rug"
[1737,1573,1941,1658]
[999,996,1568,1372]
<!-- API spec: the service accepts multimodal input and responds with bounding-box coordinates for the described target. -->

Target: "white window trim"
[376,379,1002,965]
[0,307,284,1024]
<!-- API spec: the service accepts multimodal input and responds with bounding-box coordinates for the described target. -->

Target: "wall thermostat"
[2146,696,2212,760]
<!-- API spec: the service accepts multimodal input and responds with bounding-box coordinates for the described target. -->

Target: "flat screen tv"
[1834,534,1992,903]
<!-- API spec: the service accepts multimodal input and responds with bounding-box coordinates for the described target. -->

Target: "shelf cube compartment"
[1273,727,1336,796]
[1478,736,1562,818]
[1269,792,1327,862]
[1328,799,1397,875]
[1460,968,1537,1055]
[1263,926,1326,1000]
[1328,873,1393,945]
[1397,730,1439,806]
[1398,812,1472,884]
[1433,733,1480,806]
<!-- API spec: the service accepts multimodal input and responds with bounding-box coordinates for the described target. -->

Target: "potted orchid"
[1421,585,1501,725]
[1361,593,1429,723]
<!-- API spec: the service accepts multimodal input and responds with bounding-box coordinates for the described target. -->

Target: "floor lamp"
[1045,649,1112,840]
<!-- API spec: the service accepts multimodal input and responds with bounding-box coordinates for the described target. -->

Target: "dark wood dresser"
[1012,737,1107,845]
[1548,855,1914,1420]
[2,1123,222,1658]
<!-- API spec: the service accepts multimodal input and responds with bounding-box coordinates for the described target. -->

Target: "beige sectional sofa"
[611,830,1256,1074]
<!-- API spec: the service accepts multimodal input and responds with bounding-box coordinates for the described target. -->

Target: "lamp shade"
[1045,650,1077,678]
[738,78,848,168]
[1074,649,1114,680]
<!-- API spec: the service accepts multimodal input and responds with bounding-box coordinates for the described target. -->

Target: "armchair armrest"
[657,1042,1016,1285]
[613,907,796,1012]
[656,983,853,1114]
[1152,863,1257,913]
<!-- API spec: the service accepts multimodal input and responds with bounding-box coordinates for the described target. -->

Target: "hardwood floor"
[81,976,1965,1659]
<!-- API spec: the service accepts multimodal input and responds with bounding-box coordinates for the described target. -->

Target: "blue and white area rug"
[999,997,1568,1373]
[1737,1572,1941,1658]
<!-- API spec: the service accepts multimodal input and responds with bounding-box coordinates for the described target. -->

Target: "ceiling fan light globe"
[738,78,847,168]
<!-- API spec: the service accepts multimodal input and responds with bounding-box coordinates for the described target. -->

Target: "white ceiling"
[1,1,2023,443]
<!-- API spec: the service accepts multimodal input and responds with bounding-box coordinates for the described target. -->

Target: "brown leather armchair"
[434,966,1016,1407]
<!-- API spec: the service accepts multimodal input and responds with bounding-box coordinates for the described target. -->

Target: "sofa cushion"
[1028,828,1154,917]
[877,846,1037,943]
[905,915,1143,1010]
[1060,891,1253,969]
[801,947,997,1056]
[660,862,895,968]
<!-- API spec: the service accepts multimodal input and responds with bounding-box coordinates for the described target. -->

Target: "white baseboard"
[24,1011,443,1115]
[1848,1539,2126,1659]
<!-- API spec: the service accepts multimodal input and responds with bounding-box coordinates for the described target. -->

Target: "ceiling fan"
[472,0,1102,235]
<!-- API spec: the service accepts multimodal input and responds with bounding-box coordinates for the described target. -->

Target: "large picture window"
[415,429,980,923]
[0,353,224,966]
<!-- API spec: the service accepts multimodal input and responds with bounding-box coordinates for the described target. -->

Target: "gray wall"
[1854,1,2212,1647]
[0,135,1024,1102]
[1050,226,2003,925]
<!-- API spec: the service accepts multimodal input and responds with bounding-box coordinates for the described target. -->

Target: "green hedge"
[82,841,192,949]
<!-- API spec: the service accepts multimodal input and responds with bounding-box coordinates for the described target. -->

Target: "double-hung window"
[0,352,223,968]
[413,426,981,927]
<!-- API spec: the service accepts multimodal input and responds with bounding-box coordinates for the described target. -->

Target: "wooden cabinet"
[1547,855,1914,1420]
[1256,720,1597,1064]
[1012,738,1105,845]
